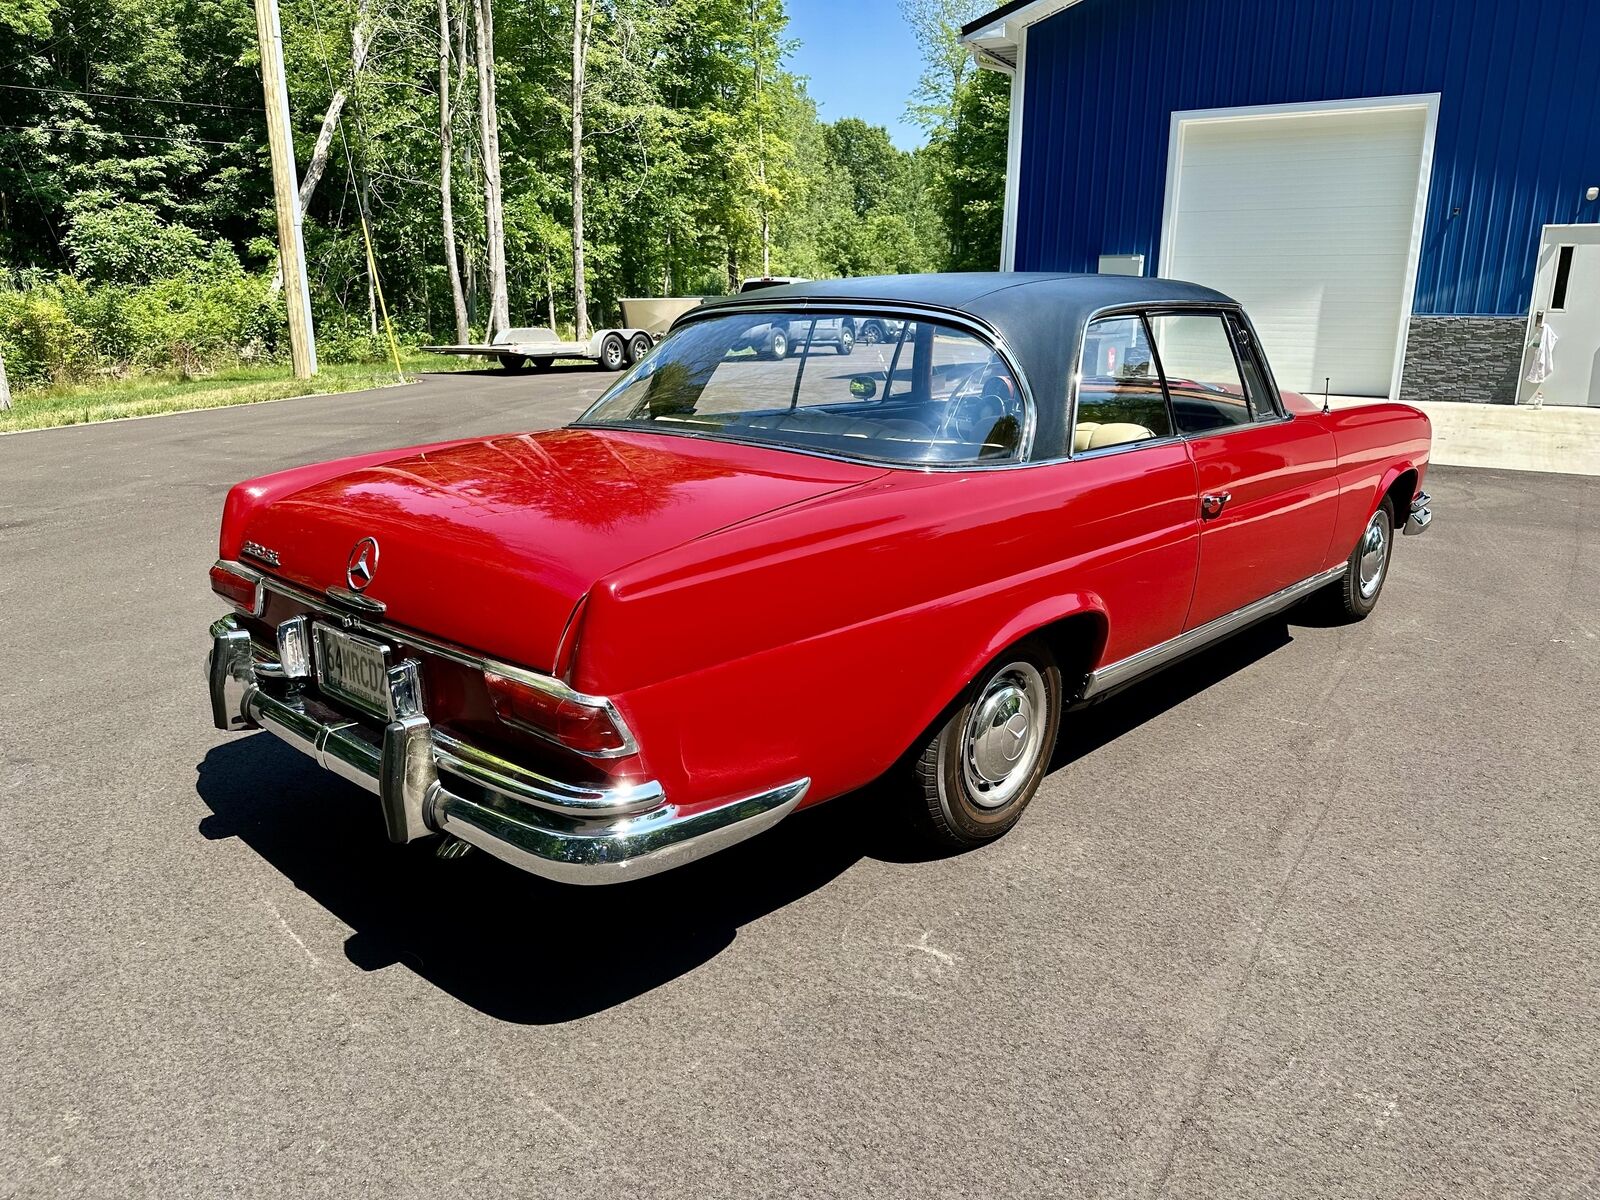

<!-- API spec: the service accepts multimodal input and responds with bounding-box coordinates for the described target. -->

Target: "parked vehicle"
[854,316,905,344]
[422,324,657,372]
[206,274,1432,884]
[735,276,855,358]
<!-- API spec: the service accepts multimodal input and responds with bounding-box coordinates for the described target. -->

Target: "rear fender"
[898,592,1110,755]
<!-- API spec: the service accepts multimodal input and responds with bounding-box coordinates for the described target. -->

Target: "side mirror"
[849,375,878,400]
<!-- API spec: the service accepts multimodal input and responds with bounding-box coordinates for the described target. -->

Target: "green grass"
[0,353,479,434]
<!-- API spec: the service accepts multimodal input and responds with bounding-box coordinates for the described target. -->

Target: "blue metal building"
[962,0,1600,405]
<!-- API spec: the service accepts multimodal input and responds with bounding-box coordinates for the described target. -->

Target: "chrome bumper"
[1404,490,1433,536]
[206,615,806,884]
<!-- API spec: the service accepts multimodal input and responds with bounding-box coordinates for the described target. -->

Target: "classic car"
[205,273,1432,885]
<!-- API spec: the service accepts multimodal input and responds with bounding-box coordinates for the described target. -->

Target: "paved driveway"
[2,371,1596,1198]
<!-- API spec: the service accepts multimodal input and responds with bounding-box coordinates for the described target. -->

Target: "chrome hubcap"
[1358,509,1390,598]
[962,662,1048,809]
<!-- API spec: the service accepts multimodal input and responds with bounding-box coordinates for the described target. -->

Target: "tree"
[268,0,373,296]
[935,65,1008,270]
[473,0,509,336]
[0,0,979,385]
[438,0,468,340]
[900,0,1009,270]
[898,0,988,133]
[570,0,591,340]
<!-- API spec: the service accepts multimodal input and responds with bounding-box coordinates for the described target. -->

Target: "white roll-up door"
[1161,101,1431,399]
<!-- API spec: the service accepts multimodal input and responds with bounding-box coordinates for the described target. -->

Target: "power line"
[0,123,249,147]
[0,82,260,112]
[4,143,69,266]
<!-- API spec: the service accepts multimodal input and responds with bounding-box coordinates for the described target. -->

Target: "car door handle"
[1200,491,1232,519]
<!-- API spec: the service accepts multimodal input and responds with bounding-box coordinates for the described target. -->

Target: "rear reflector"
[210,561,263,617]
[483,670,633,757]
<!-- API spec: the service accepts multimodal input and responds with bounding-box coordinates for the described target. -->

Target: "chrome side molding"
[1080,564,1347,700]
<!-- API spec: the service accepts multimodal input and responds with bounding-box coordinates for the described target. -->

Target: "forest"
[0,0,1009,390]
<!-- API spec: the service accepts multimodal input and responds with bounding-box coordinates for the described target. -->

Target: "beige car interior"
[1073,421,1156,451]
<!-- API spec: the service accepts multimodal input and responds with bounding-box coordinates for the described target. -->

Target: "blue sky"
[784,1,927,150]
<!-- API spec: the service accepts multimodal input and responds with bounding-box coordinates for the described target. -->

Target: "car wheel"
[1333,498,1396,620]
[626,333,653,365]
[908,638,1062,849]
[497,354,528,373]
[861,321,884,345]
[837,326,855,355]
[531,356,555,371]
[600,334,626,371]
[768,330,788,361]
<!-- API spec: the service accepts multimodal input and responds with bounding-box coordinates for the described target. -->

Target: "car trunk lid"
[237,427,884,670]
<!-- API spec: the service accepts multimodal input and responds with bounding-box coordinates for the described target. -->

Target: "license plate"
[314,625,392,717]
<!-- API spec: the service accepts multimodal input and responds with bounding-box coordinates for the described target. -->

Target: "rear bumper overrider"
[206,615,806,884]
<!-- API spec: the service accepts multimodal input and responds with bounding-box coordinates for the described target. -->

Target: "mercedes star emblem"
[346,537,380,591]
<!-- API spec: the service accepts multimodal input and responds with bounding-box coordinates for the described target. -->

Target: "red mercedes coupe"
[206,274,1432,884]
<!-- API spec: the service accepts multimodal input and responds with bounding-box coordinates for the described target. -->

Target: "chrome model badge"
[346,537,380,591]
[240,540,280,567]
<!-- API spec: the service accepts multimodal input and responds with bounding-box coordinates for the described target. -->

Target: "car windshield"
[575,310,1028,465]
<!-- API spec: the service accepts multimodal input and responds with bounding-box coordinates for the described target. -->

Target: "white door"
[1523,225,1600,408]
[1161,99,1433,398]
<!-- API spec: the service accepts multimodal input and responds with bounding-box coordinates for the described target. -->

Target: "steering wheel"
[941,372,1025,446]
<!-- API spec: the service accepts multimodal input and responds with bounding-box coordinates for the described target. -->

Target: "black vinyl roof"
[693,272,1241,459]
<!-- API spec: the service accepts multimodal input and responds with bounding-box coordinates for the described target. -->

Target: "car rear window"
[576,310,1028,465]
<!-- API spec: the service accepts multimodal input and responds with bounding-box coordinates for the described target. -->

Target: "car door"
[1069,313,1201,660]
[1147,309,1339,630]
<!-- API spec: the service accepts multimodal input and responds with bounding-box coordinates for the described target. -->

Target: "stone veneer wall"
[1399,316,1525,404]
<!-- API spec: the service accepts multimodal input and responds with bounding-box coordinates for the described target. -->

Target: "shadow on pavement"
[195,613,1301,1024]
[196,735,887,1024]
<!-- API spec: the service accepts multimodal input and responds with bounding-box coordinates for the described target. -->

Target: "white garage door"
[1162,102,1431,398]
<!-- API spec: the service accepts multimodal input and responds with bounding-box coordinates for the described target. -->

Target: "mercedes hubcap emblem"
[346,537,379,591]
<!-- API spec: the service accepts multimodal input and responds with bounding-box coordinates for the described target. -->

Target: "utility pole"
[255,0,318,378]
[0,342,11,411]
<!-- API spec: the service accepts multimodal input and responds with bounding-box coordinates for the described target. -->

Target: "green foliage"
[63,191,211,283]
[897,0,989,133]
[0,0,1010,386]
[936,66,1010,270]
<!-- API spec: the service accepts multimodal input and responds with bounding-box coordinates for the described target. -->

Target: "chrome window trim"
[1070,433,1190,462]
[221,560,641,759]
[1066,301,1300,461]
[572,300,1039,471]
[1225,311,1286,422]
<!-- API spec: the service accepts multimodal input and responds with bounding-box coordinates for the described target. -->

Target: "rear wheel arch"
[900,603,1110,768]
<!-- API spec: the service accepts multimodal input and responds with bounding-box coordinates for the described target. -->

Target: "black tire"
[861,321,885,345]
[497,354,528,373]
[1331,497,1396,620]
[600,334,626,371]
[907,637,1062,850]
[836,326,855,355]
[531,356,555,371]
[626,333,653,365]
[767,329,788,361]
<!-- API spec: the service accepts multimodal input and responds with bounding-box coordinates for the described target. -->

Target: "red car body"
[206,274,1432,884]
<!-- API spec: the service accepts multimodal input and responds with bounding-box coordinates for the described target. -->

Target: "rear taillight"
[483,669,634,758]
[210,561,263,617]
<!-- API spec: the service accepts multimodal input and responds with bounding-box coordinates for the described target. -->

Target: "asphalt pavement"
[2,368,1596,1198]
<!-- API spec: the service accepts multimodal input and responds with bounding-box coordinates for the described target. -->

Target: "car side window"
[1228,316,1280,421]
[1148,312,1252,435]
[1074,315,1173,452]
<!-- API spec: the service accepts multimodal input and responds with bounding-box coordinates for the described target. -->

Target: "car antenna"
[1322,376,1331,415]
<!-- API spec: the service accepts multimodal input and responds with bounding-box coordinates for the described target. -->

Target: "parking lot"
[2,368,1596,1198]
